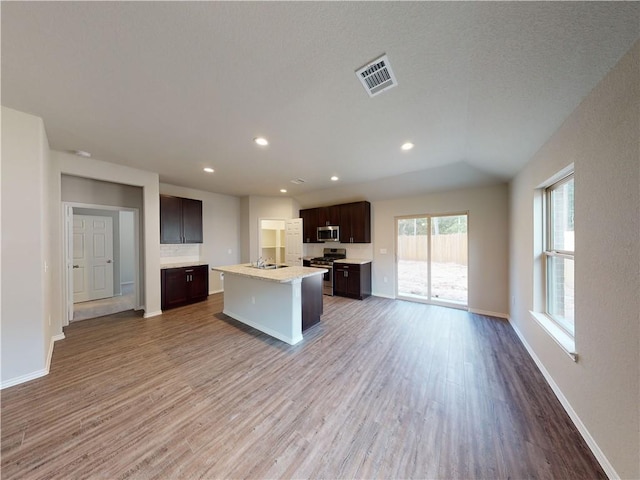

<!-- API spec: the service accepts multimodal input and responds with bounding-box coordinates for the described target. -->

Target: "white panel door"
[285,218,303,266]
[73,215,114,303]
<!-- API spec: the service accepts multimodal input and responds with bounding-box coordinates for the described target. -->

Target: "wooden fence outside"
[397,233,468,265]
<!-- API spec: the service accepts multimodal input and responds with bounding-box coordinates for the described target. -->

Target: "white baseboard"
[509,319,618,480]
[143,310,162,318]
[468,308,509,319]
[372,292,395,299]
[1,369,48,390]
[209,289,223,295]
[121,281,134,286]
[1,333,65,390]
[46,333,66,372]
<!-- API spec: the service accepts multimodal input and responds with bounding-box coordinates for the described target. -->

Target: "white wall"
[244,196,298,263]
[119,211,135,284]
[371,185,509,316]
[240,197,250,263]
[62,177,144,300]
[159,183,241,293]
[51,150,161,318]
[509,41,639,479]
[1,107,55,386]
[62,175,144,208]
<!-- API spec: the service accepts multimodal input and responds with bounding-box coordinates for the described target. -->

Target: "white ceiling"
[2,2,638,204]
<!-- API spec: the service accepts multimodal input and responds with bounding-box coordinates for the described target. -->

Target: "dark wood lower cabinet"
[334,262,371,300]
[301,273,323,331]
[161,265,209,310]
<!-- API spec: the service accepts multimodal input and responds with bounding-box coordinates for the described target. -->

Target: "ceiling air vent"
[355,54,398,97]
[290,178,306,185]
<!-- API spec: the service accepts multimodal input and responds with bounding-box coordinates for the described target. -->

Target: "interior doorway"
[396,213,468,308]
[64,203,140,323]
[73,214,114,303]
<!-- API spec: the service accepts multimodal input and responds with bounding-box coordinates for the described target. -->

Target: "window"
[544,173,574,336]
[396,213,468,308]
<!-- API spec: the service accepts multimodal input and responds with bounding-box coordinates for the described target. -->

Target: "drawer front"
[338,263,360,271]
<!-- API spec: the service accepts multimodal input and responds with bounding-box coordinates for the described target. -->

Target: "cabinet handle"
[344,271,348,277]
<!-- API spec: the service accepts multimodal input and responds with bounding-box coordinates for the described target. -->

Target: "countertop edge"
[334,258,372,265]
[212,264,328,283]
[161,262,209,270]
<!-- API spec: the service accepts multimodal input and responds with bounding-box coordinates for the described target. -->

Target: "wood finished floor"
[1,294,606,479]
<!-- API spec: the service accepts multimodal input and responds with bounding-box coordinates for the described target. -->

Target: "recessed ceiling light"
[401,142,414,151]
[331,176,339,181]
[203,167,214,173]
[74,150,91,158]
[254,137,269,146]
[280,189,287,193]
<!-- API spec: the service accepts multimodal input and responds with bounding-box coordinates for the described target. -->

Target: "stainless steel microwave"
[317,225,340,242]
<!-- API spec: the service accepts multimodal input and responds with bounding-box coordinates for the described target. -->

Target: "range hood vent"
[355,54,398,97]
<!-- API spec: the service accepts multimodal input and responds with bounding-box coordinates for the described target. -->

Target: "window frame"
[543,172,575,337]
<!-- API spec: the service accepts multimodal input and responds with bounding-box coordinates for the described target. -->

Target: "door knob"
[107,259,112,263]
[73,265,79,269]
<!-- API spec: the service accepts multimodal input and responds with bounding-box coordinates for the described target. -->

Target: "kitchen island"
[211,264,327,345]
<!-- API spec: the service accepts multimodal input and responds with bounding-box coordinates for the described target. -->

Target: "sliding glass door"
[396,213,468,307]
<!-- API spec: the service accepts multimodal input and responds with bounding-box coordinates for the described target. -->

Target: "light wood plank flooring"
[1,294,606,479]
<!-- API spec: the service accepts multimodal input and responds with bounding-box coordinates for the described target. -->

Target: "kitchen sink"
[248,263,289,269]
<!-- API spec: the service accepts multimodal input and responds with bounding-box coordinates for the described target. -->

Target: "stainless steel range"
[309,248,346,296]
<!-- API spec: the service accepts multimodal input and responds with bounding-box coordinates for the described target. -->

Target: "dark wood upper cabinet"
[181,198,203,243]
[300,201,371,244]
[318,205,341,226]
[160,195,203,244]
[340,201,371,243]
[160,195,183,244]
[300,208,320,243]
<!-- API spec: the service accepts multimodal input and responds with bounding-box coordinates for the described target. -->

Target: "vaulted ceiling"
[2,2,638,202]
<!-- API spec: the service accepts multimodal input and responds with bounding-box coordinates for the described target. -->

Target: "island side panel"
[301,274,323,331]
[222,273,303,345]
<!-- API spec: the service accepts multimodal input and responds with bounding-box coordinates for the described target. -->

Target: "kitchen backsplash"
[160,244,201,265]
[304,242,373,259]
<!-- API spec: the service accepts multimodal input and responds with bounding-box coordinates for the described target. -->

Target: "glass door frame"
[394,212,469,310]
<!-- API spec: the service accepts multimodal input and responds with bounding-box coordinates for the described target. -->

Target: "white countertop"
[212,264,328,283]
[334,258,372,265]
[161,261,209,270]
